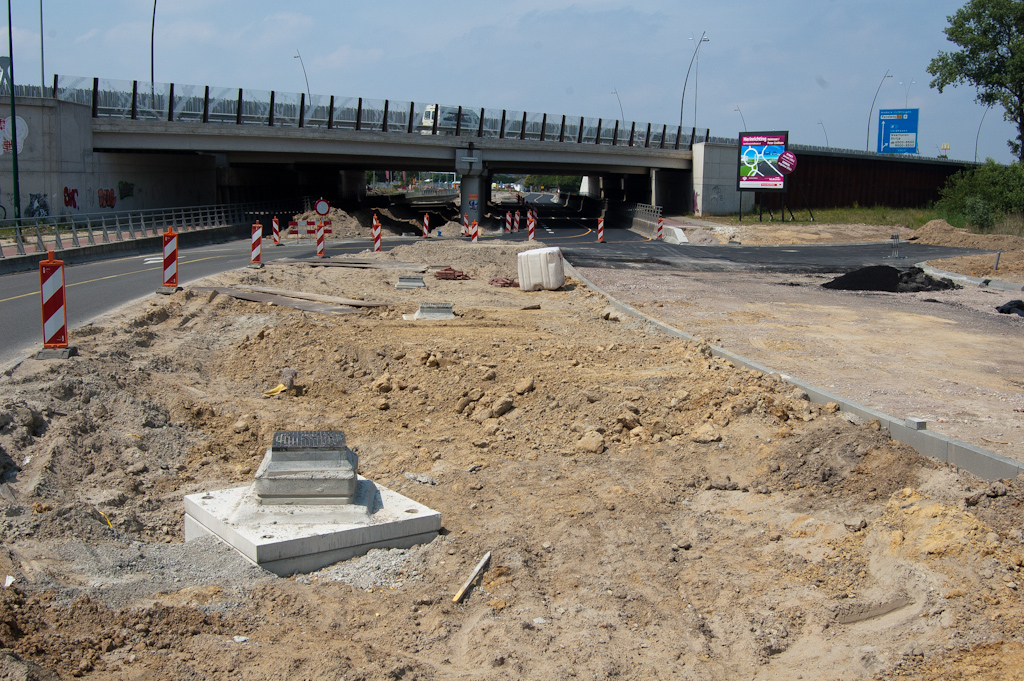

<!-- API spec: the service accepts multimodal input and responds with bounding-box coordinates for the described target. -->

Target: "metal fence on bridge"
[51,76,730,151]
[0,201,294,259]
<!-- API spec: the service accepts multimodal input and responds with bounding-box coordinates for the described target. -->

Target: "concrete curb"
[918,262,1024,293]
[0,223,254,275]
[564,261,1023,482]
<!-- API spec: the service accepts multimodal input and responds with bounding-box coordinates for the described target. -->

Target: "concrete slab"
[396,275,426,289]
[404,302,455,320]
[184,476,441,576]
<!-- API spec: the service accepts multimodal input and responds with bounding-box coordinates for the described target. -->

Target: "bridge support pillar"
[456,147,487,225]
[339,170,366,204]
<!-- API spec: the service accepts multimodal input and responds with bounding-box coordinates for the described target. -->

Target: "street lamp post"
[150,0,156,102]
[866,69,892,151]
[678,31,709,129]
[7,0,20,219]
[975,104,992,163]
[899,77,915,108]
[818,120,830,149]
[611,87,625,127]
[294,50,311,110]
[734,105,746,131]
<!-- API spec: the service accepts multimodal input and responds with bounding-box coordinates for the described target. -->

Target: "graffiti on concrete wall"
[0,115,27,155]
[98,188,116,209]
[24,193,50,218]
[63,187,79,209]
[118,181,135,200]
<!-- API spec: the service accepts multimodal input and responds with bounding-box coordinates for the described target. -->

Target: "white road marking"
[143,257,162,264]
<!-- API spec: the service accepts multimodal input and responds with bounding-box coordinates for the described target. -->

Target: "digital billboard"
[737,131,788,192]
[877,109,919,154]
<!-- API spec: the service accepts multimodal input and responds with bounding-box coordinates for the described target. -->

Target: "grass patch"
[699,205,946,229]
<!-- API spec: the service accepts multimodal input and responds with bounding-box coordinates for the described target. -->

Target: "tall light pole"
[899,77,915,108]
[866,69,892,151]
[975,104,992,163]
[818,120,829,148]
[38,0,43,94]
[7,0,21,219]
[294,49,311,107]
[150,0,156,103]
[678,31,709,129]
[611,87,625,127]
[734,105,746,131]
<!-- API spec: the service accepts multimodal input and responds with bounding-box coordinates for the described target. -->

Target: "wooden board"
[189,287,363,315]
[272,257,430,272]
[234,285,387,308]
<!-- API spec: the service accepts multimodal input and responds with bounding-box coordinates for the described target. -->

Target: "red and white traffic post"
[527,213,536,241]
[514,210,520,232]
[162,228,178,289]
[272,216,281,245]
[597,217,605,243]
[422,213,430,238]
[471,220,479,243]
[372,214,382,252]
[657,217,664,240]
[462,213,469,237]
[505,211,512,233]
[249,221,263,268]
[316,222,326,257]
[39,251,68,350]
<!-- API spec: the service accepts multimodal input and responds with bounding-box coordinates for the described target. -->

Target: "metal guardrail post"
[356,97,362,131]
[381,100,388,132]
[595,119,602,144]
[540,113,546,142]
[131,80,138,120]
[15,226,25,255]
[34,221,46,252]
[407,102,414,134]
[559,115,565,143]
[628,122,635,147]
[499,110,506,139]
[578,116,584,143]
[91,77,98,118]
[203,86,210,123]
[520,112,527,140]
[236,89,243,125]
[69,217,81,247]
[328,95,335,129]
[268,91,275,126]
[298,93,305,128]
[85,217,96,245]
[168,83,174,122]
[612,120,619,146]
[113,214,123,241]
[645,123,651,148]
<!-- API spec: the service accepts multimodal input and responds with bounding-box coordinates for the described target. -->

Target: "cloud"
[74,29,99,45]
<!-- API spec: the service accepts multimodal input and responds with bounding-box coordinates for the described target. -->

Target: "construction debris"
[452,551,491,604]
[435,266,470,281]
[489,277,519,288]
[189,287,365,315]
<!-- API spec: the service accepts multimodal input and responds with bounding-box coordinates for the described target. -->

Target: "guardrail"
[49,75,716,151]
[0,201,292,258]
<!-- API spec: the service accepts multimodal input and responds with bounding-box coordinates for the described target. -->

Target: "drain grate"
[271,430,347,451]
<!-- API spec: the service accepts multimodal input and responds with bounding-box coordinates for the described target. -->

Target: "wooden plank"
[189,286,363,315]
[453,551,491,604]
[235,285,387,308]
[272,257,430,272]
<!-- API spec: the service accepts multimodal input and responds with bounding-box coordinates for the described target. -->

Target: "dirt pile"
[822,265,959,293]
[0,240,1022,679]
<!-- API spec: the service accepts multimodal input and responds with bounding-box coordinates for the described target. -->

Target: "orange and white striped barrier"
[505,211,512,233]
[39,251,67,348]
[250,221,263,267]
[422,213,430,238]
[462,213,469,237]
[272,216,281,245]
[372,214,382,252]
[657,217,664,240]
[597,217,605,243]
[316,222,326,257]
[471,220,479,243]
[527,214,536,241]
[162,228,178,288]
[513,210,520,232]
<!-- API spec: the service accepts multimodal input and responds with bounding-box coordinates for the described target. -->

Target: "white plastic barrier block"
[518,246,565,292]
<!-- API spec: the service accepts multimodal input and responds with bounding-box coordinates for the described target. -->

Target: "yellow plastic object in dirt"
[263,384,287,396]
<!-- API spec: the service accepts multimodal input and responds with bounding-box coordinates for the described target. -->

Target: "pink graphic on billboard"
[778,151,797,175]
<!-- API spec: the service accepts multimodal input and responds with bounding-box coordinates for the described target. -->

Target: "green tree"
[927,0,1024,162]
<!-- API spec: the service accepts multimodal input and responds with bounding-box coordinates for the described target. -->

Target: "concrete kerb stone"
[918,262,1024,293]
[564,261,1024,482]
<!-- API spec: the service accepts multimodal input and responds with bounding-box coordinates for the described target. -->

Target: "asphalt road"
[0,195,989,368]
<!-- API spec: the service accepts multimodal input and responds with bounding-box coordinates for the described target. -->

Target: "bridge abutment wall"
[0,97,216,219]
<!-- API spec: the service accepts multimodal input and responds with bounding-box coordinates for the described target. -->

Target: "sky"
[2,0,1018,164]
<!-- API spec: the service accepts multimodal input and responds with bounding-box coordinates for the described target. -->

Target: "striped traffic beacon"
[250,221,263,268]
[527,213,536,241]
[162,228,178,288]
[272,216,281,245]
[39,251,67,349]
[372,214,382,252]
[422,213,430,238]
[471,220,479,243]
[597,217,605,243]
[462,213,469,236]
[505,211,512,233]
[514,210,520,232]
[657,217,664,240]
[316,222,326,257]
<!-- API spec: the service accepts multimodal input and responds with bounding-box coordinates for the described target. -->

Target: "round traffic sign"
[778,151,797,175]
[314,198,331,216]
